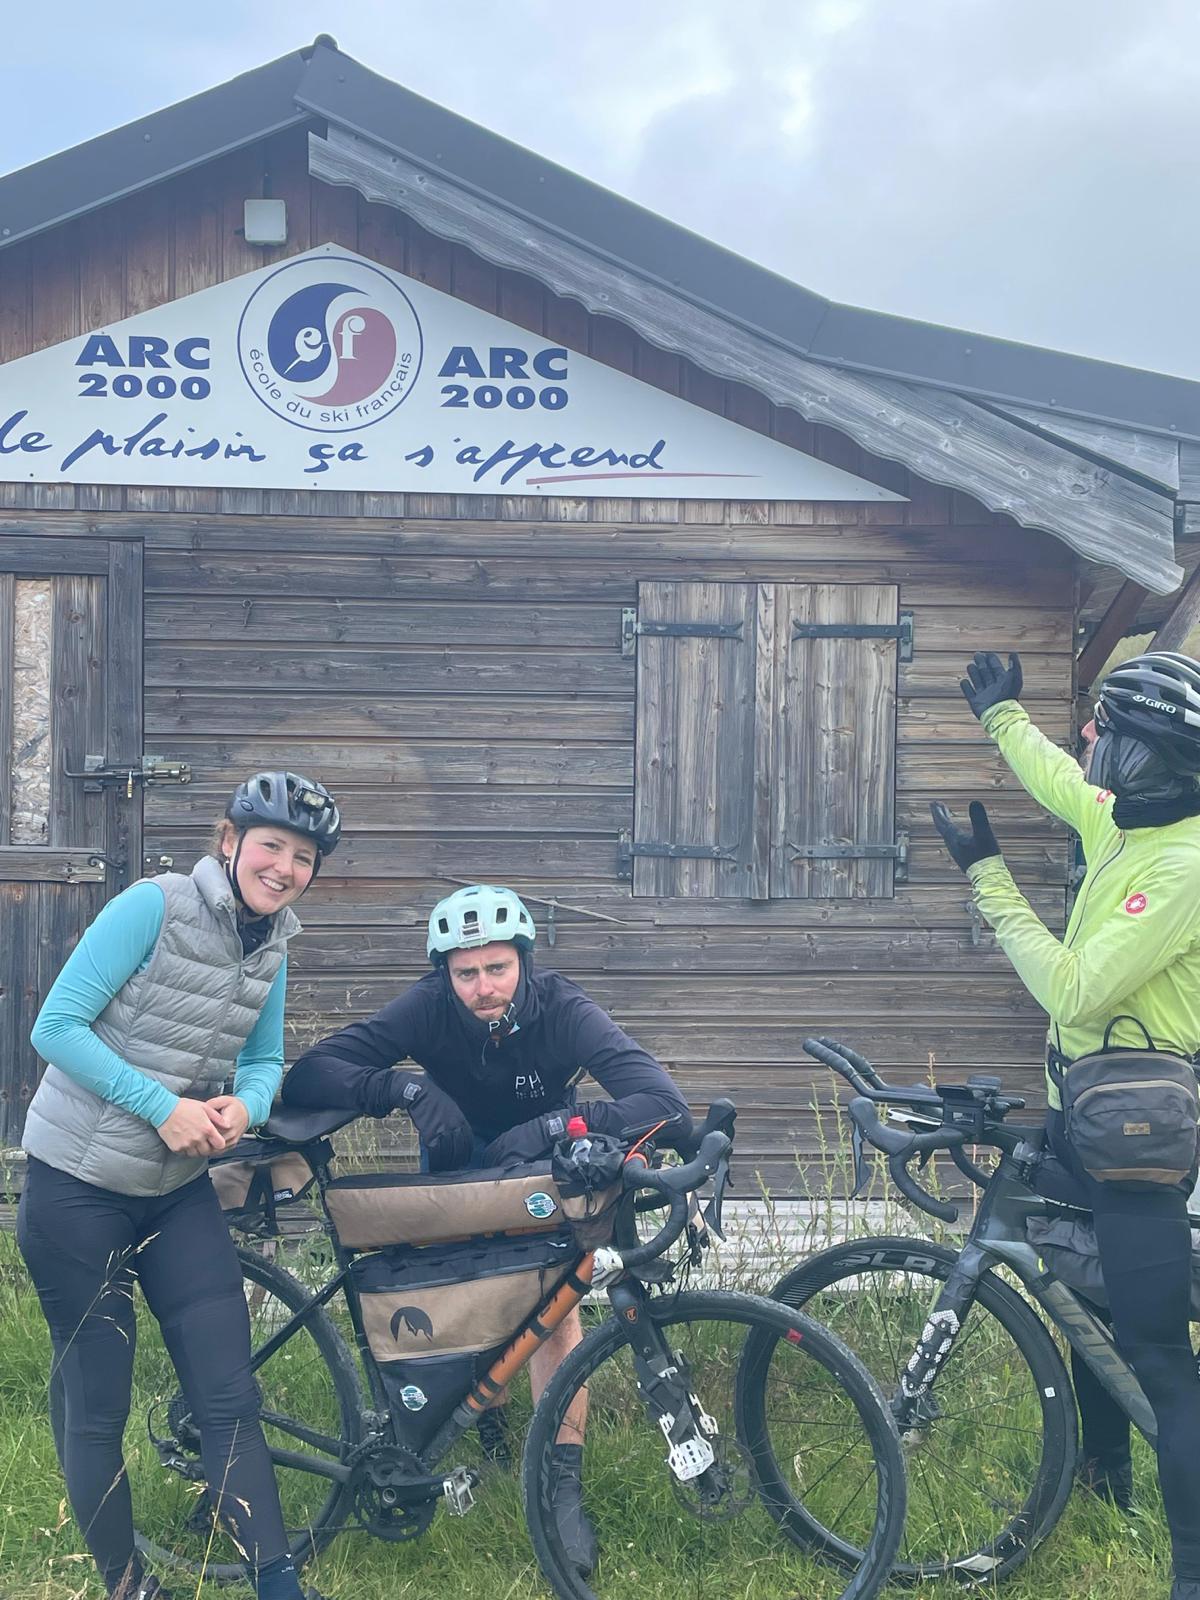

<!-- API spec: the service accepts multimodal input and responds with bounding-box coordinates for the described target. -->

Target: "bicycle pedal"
[442,1466,476,1515]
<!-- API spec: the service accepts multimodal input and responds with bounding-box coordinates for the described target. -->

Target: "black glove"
[482,1111,568,1170]
[960,651,1023,720]
[394,1078,474,1172]
[930,800,1002,874]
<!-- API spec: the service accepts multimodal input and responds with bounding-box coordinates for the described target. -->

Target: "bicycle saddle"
[260,1105,359,1144]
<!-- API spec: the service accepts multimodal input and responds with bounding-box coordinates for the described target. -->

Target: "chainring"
[349,1445,439,1542]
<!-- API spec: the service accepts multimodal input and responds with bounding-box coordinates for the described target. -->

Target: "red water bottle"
[566,1115,592,1159]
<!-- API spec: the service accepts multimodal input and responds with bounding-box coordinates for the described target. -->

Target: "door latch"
[63,756,192,796]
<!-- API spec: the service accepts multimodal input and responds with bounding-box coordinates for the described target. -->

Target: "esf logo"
[236,255,422,433]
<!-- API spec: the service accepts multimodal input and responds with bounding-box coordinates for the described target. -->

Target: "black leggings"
[1046,1111,1200,1579]
[17,1157,291,1596]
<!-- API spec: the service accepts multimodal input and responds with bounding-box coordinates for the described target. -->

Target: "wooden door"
[0,535,143,1144]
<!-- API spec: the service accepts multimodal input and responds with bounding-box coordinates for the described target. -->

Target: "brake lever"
[701,1153,731,1241]
[850,1120,872,1199]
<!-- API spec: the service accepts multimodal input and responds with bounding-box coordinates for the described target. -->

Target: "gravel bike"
[129,1098,907,1599]
[768,1035,1198,1586]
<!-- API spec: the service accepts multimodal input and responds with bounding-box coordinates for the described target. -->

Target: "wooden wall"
[0,127,1079,1187]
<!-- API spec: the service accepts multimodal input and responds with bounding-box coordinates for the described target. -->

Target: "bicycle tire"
[768,1237,1077,1585]
[522,1287,905,1600]
[133,1244,365,1584]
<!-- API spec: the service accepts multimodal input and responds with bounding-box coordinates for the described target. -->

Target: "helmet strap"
[224,830,248,906]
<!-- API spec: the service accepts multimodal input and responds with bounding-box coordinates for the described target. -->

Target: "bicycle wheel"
[131,1245,365,1583]
[522,1288,905,1600]
[768,1237,1076,1584]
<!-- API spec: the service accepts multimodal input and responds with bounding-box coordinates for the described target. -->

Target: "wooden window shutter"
[771,584,902,899]
[631,581,771,898]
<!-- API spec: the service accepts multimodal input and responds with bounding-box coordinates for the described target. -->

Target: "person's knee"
[1128,1340,1196,1409]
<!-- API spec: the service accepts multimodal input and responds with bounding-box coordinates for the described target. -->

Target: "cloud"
[4,0,1200,376]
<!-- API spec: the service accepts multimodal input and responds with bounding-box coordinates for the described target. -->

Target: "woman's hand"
[158,1099,227,1157]
[206,1094,251,1148]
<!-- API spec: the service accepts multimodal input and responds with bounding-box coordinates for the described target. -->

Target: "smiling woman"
[13,768,344,1600]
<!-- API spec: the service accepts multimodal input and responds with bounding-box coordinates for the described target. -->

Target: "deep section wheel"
[768,1237,1076,1584]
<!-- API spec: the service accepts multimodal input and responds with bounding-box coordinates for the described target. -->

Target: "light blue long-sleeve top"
[29,880,287,1130]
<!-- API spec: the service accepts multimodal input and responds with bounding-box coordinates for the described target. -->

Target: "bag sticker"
[525,1191,558,1219]
[390,1305,434,1341]
[400,1385,428,1411]
[1125,893,1148,915]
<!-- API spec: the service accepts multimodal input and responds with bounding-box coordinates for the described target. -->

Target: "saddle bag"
[351,1232,576,1448]
[325,1161,621,1250]
[209,1137,317,1235]
[1055,1017,1200,1191]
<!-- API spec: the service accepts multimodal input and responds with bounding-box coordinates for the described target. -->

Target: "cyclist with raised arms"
[932,650,1200,1600]
[281,883,694,1575]
[17,773,341,1600]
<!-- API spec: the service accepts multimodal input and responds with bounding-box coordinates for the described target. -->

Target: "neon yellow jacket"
[968,701,1200,1107]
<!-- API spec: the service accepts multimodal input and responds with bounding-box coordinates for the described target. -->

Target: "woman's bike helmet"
[427,884,536,963]
[227,771,342,865]
[1095,651,1200,776]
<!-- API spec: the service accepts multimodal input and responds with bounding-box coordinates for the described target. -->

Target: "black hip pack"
[1054,1016,1200,1191]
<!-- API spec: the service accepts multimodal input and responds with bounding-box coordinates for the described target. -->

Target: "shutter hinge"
[788,832,909,884]
[618,829,737,879]
[621,607,744,657]
[791,610,914,662]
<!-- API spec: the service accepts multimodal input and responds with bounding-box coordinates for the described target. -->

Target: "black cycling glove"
[482,1111,569,1170]
[960,651,1023,720]
[930,800,1002,874]
[394,1077,474,1172]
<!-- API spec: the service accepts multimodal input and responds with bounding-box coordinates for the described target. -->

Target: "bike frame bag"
[351,1232,576,1446]
[326,1161,620,1249]
[1027,1211,1200,1316]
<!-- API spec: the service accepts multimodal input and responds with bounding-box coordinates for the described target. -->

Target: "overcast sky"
[4,0,1199,379]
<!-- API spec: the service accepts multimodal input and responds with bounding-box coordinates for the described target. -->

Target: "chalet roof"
[1,36,1195,598]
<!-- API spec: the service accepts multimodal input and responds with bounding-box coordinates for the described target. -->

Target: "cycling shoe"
[1077,1453,1134,1514]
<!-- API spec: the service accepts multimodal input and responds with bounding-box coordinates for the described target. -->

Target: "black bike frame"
[890,1129,1166,1442]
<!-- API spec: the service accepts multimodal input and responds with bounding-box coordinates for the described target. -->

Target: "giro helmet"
[427,884,535,963]
[226,772,342,857]
[1095,651,1200,776]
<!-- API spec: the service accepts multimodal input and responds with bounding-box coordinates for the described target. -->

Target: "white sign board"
[0,245,906,502]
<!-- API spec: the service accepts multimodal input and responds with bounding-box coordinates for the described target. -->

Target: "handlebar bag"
[1057,1018,1200,1190]
[1027,1212,1200,1316]
[209,1139,316,1235]
[551,1133,626,1249]
[351,1232,576,1448]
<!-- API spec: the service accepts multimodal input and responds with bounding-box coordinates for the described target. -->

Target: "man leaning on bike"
[933,647,1200,1600]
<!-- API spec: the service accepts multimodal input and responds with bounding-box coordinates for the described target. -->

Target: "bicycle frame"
[240,1142,685,1485]
[889,1134,1167,1443]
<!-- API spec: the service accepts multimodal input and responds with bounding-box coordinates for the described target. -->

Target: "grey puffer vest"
[23,855,300,1196]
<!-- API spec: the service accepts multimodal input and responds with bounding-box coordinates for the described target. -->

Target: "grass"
[0,1130,1179,1600]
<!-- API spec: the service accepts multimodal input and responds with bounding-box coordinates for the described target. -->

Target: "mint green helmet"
[427,885,536,963]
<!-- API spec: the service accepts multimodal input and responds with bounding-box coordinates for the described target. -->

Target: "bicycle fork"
[890,1244,989,1440]
[608,1282,727,1504]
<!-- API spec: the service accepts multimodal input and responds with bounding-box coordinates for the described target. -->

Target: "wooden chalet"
[2,37,1199,1189]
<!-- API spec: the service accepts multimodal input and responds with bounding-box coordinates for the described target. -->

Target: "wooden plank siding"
[0,127,1080,1188]
[131,503,1072,1191]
